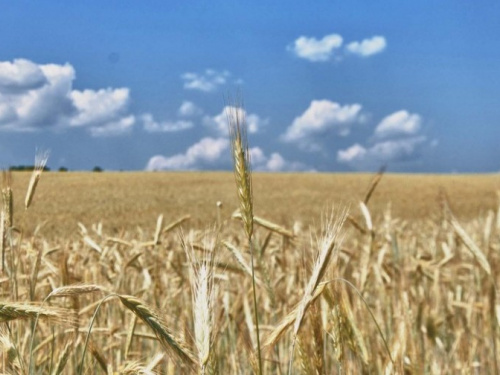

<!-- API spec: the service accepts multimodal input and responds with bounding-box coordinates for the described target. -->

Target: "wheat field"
[1,167,499,374]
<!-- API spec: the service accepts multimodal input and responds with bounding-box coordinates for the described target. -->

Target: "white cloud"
[181,69,231,92]
[203,106,268,136]
[337,136,426,169]
[288,34,343,62]
[249,147,310,172]
[89,115,135,137]
[346,36,386,57]
[0,59,47,91]
[69,88,130,127]
[282,100,363,151]
[178,101,203,117]
[141,113,193,133]
[145,137,230,170]
[374,110,421,139]
[0,59,135,136]
[337,143,367,163]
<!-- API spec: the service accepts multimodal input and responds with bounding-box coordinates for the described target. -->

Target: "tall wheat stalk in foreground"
[226,102,262,375]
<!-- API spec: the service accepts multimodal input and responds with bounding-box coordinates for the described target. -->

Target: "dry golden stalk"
[48,284,104,298]
[227,104,253,241]
[118,294,197,370]
[363,165,386,204]
[450,215,491,276]
[0,327,21,374]
[1,171,13,228]
[0,210,5,271]
[293,210,347,345]
[182,233,217,373]
[232,211,295,239]
[331,286,369,367]
[51,340,73,375]
[29,246,43,301]
[161,215,191,235]
[331,303,344,363]
[25,149,50,210]
[221,240,263,286]
[0,302,74,325]
[88,341,109,373]
[154,214,163,245]
[296,337,314,374]
[125,314,138,359]
[359,202,373,233]
[262,282,328,349]
[311,302,325,375]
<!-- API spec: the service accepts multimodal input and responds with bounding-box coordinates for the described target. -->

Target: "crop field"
[1,167,500,374]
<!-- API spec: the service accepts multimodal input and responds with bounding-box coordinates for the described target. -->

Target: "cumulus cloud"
[141,113,193,133]
[0,59,47,92]
[374,110,421,139]
[346,36,387,57]
[145,137,230,170]
[249,147,310,172]
[178,101,203,117]
[338,136,426,169]
[181,69,231,92]
[0,58,135,136]
[338,106,431,170]
[69,88,131,127]
[203,106,268,136]
[89,115,135,137]
[288,34,343,62]
[282,100,363,151]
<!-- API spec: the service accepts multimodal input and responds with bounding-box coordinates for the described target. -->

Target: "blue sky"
[0,1,499,172]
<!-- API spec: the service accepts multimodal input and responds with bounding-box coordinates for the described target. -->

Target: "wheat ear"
[227,101,262,374]
[25,149,50,210]
[118,294,197,370]
[289,209,347,372]
[182,232,217,373]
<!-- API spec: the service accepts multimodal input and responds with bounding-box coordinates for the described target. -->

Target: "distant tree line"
[8,165,104,172]
[9,165,51,172]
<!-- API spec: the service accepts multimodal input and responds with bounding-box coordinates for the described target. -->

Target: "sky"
[0,1,499,173]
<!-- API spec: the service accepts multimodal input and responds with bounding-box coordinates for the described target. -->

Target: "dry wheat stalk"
[47,284,105,298]
[118,294,197,370]
[262,281,328,349]
[0,302,75,325]
[182,232,217,374]
[227,104,253,241]
[0,210,5,272]
[292,209,347,346]
[221,240,263,286]
[51,340,73,375]
[2,171,13,228]
[450,215,491,276]
[25,149,49,210]
[232,211,295,239]
[227,99,262,374]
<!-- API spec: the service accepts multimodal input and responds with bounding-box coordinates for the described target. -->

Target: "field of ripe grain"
[1,170,500,373]
[9,171,500,238]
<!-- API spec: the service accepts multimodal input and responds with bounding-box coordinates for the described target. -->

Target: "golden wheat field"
[1,168,500,374]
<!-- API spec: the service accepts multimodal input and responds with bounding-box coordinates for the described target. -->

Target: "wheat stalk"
[182,232,217,374]
[227,99,262,374]
[0,302,74,324]
[25,149,50,210]
[2,170,13,228]
[118,294,197,370]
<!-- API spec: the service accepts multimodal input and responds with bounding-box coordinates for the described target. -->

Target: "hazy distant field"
[9,171,500,238]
